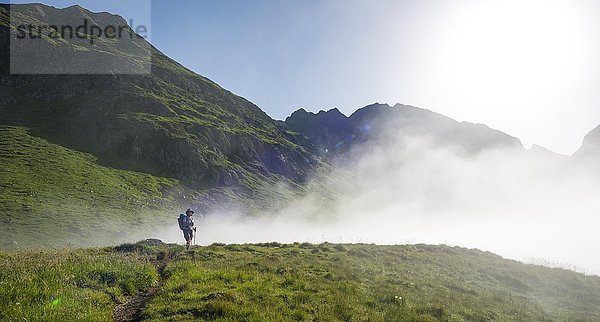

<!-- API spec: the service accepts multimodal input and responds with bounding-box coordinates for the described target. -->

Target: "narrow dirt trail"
[112,286,160,322]
[113,252,175,322]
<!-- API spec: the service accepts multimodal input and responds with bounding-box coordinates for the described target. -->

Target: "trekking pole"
[193,227,197,246]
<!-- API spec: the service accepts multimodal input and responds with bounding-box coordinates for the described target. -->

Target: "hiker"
[178,209,195,250]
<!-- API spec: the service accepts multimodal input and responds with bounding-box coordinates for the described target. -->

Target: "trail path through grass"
[113,245,180,322]
[113,284,161,321]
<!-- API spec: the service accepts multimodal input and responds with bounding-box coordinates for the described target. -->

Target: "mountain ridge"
[285,102,524,157]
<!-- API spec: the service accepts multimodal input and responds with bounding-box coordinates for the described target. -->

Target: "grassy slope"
[1,4,313,189]
[2,242,598,322]
[0,126,178,249]
[0,5,317,241]
[0,124,324,249]
[0,247,160,321]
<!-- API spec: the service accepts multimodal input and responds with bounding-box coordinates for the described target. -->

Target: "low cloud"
[159,131,600,274]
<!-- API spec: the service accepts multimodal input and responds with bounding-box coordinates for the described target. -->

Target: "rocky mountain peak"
[285,102,523,156]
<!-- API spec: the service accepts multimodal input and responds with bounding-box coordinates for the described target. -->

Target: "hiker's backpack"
[178,214,186,230]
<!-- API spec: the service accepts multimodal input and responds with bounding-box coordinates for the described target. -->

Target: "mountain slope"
[0,126,179,248]
[0,4,316,189]
[2,242,600,321]
[285,103,523,157]
[0,3,319,248]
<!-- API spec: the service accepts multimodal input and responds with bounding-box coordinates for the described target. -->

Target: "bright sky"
[6,0,600,155]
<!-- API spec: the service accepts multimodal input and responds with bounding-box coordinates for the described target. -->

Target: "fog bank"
[159,135,600,275]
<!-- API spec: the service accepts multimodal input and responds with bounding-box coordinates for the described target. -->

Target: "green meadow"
[0,126,177,249]
[1,242,599,321]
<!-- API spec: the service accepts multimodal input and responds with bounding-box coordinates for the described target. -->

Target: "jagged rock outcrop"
[285,103,523,157]
[285,108,352,154]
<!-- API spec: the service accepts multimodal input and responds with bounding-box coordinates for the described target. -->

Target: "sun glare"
[416,0,599,153]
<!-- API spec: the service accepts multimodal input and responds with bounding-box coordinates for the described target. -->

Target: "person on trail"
[179,209,195,250]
